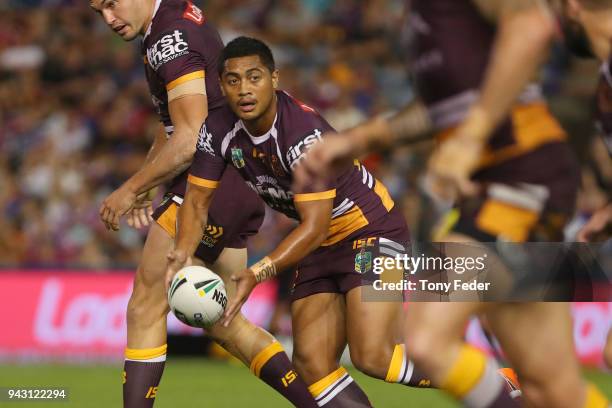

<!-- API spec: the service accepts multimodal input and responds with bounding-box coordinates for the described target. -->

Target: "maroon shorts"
[290,206,410,302]
[452,142,579,243]
[152,167,265,264]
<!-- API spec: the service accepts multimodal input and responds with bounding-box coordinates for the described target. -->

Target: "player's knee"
[404,328,442,367]
[126,270,168,328]
[292,345,335,385]
[348,342,391,379]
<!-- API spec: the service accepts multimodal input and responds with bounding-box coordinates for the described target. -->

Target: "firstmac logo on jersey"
[146,29,189,71]
[286,129,322,170]
[196,125,215,155]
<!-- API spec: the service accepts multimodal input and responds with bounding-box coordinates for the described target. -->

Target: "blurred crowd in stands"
[0,0,610,270]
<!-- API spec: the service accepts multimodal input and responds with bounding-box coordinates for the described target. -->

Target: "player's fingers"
[147,206,154,222]
[126,212,135,227]
[139,208,150,227]
[133,210,144,229]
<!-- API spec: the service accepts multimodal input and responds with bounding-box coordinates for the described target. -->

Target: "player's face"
[563,0,612,60]
[89,0,150,41]
[220,55,279,122]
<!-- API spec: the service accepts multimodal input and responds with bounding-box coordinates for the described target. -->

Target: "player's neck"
[243,94,278,136]
[140,0,157,36]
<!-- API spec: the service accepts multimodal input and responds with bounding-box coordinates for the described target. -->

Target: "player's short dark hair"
[218,36,276,76]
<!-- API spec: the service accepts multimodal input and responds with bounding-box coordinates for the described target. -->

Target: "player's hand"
[428,132,482,198]
[293,132,353,192]
[577,204,612,242]
[222,268,257,327]
[126,189,156,229]
[99,184,138,231]
[165,249,191,291]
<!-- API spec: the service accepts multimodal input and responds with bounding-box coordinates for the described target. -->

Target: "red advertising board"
[0,271,610,366]
[0,271,277,359]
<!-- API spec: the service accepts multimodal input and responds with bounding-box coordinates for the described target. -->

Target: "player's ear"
[271,70,279,89]
[219,76,226,96]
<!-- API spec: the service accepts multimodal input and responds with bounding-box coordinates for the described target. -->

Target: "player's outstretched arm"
[99,94,208,231]
[429,0,557,190]
[165,182,215,289]
[223,198,333,326]
[294,100,432,190]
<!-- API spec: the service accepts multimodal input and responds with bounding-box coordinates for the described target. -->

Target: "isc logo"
[212,289,227,309]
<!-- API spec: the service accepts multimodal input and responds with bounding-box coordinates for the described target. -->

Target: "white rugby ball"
[168,265,227,328]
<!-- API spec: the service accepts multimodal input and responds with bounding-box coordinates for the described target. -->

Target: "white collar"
[240,114,278,145]
[144,0,162,39]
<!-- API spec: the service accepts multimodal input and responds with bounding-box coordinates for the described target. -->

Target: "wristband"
[251,257,277,283]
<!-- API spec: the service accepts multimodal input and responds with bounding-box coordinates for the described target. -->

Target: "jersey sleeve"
[188,122,227,188]
[146,11,214,94]
[284,118,338,202]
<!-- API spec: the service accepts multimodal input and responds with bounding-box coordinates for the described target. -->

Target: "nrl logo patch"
[231,147,245,168]
[354,250,372,274]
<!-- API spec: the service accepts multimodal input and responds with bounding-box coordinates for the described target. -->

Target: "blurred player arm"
[344,99,433,153]
[464,0,557,139]
[125,93,208,196]
[294,101,432,189]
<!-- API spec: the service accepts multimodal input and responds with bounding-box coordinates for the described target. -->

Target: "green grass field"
[0,359,610,407]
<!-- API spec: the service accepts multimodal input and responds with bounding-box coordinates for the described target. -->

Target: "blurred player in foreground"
[566,0,612,370]
[89,0,316,406]
[166,36,440,407]
[297,0,610,407]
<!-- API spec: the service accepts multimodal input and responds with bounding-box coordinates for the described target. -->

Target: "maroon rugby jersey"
[595,59,612,157]
[409,0,566,154]
[142,0,225,196]
[188,91,396,246]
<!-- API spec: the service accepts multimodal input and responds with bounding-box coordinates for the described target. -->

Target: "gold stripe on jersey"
[294,189,336,202]
[166,70,205,91]
[156,203,178,238]
[187,174,219,189]
[475,199,539,242]
[308,367,348,397]
[322,205,369,246]
[125,344,167,360]
[434,102,566,170]
[167,77,206,102]
[250,341,284,377]
[373,179,394,212]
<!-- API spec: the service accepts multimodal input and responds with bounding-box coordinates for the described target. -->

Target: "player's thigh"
[291,292,347,384]
[485,302,581,384]
[132,222,175,302]
[210,247,247,299]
